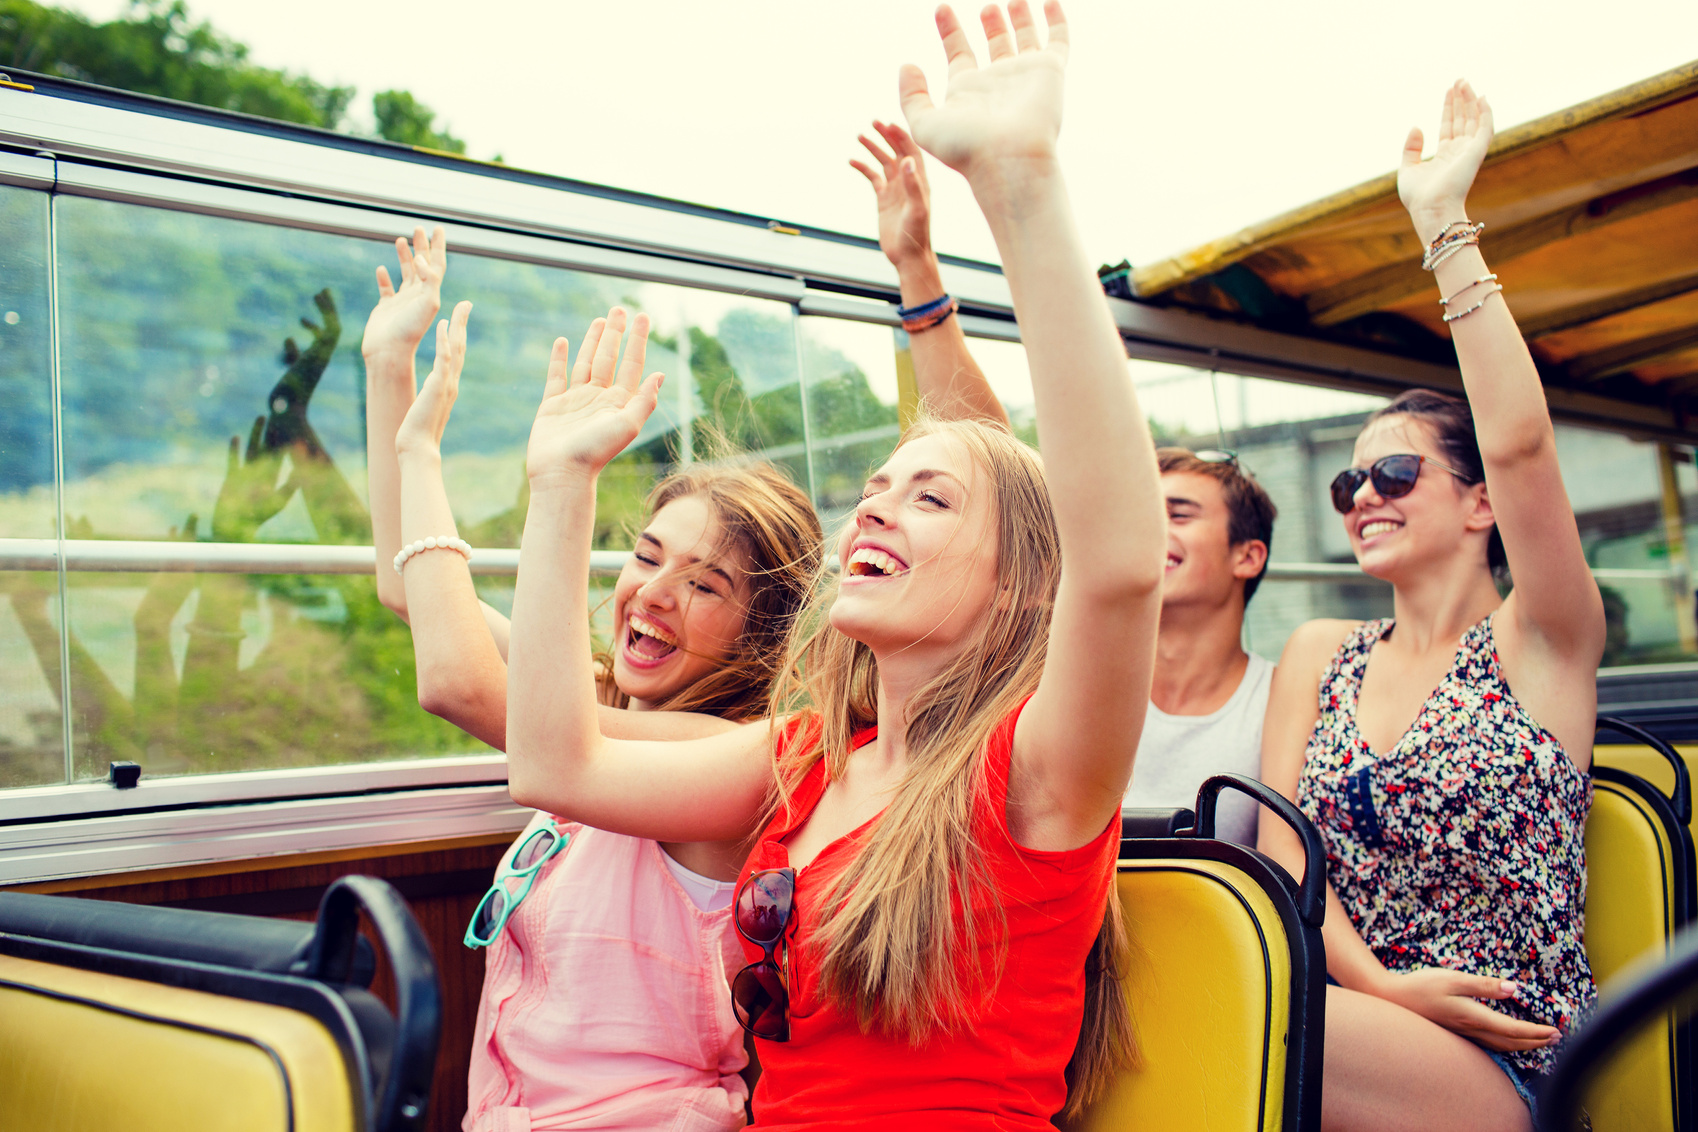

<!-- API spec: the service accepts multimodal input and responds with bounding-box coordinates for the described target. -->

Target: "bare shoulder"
[1278,618,1360,673]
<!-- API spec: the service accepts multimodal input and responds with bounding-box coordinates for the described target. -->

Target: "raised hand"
[525,307,665,488]
[396,301,473,460]
[362,226,448,359]
[1398,81,1494,233]
[851,120,935,270]
[264,288,341,454]
[898,0,1068,187]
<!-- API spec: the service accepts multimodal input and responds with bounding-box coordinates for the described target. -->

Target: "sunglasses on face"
[1329,453,1469,515]
[731,867,796,1041]
[464,820,572,948]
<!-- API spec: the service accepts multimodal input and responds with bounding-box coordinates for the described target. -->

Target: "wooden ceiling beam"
[1306,165,1698,327]
[1569,325,1698,383]
[1522,269,1698,339]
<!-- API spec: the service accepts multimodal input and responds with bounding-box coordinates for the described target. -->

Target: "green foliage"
[372,88,464,153]
[1,0,352,128]
[0,1,467,152]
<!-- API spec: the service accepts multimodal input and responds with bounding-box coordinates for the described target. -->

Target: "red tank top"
[738,699,1118,1130]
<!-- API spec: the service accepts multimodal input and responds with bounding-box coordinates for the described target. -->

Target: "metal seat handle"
[1596,715,1692,825]
[1191,773,1328,929]
[305,876,441,1132]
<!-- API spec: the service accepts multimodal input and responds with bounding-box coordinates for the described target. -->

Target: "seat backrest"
[1584,755,1692,1131]
[0,874,439,1132]
[1541,923,1698,1132]
[0,949,358,1132]
[1065,775,1325,1132]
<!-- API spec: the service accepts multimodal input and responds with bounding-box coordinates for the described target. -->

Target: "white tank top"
[1124,652,1273,846]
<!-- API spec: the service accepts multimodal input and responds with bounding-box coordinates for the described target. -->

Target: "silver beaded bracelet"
[1441,283,1504,324]
[394,535,473,575]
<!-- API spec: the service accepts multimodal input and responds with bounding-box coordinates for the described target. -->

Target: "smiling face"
[829,432,1001,659]
[1342,416,1493,582]
[610,494,752,708]
[1161,471,1263,611]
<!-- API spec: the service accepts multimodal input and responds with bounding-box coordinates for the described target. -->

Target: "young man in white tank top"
[1128,450,1278,845]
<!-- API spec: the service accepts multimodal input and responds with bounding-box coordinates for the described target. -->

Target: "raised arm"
[505,310,772,841]
[901,1,1164,850]
[851,120,1008,427]
[364,226,447,621]
[393,302,509,747]
[1397,84,1604,671]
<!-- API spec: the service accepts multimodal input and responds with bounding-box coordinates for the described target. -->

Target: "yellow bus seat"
[1582,717,1696,1132]
[1066,774,1325,1132]
[1540,922,1698,1132]
[0,874,440,1132]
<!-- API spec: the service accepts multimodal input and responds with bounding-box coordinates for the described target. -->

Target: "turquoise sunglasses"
[464,820,572,948]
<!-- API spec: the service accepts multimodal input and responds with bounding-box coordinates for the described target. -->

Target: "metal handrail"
[0,537,1677,583]
[0,536,1677,583]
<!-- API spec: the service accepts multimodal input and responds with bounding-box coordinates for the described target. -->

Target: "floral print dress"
[1295,614,1595,1077]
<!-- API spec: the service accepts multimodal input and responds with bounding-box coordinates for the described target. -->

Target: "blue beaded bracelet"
[897,293,958,333]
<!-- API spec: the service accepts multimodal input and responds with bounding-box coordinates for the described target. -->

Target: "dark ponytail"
[1365,388,1508,584]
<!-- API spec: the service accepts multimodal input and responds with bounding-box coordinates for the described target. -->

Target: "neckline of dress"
[1345,614,1491,761]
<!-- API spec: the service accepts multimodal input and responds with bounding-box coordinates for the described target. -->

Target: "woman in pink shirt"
[364,255,822,1131]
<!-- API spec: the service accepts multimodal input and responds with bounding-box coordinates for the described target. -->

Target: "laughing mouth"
[625,614,678,661]
[1359,520,1401,539]
[846,547,908,577]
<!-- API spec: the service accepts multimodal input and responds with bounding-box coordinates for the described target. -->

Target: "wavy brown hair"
[595,460,822,723]
[765,417,1134,1116]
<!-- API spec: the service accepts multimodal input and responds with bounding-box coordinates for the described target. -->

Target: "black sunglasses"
[1330,453,1468,514]
[731,867,796,1041]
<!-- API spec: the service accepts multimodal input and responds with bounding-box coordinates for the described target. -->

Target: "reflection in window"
[0,185,60,788]
[45,198,806,781]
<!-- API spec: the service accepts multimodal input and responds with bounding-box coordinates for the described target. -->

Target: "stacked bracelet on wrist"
[394,535,472,576]
[897,294,959,333]
[1421,220,1485,271]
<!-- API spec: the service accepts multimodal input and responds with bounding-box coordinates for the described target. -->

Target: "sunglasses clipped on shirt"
[1329,453,1470,515]
[464,819,572,948]
[731,866,796,1042]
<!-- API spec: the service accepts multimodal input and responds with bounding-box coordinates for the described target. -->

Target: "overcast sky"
[56,0,1698,273]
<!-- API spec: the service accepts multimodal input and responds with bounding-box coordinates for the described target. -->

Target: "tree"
[0,0,466,152]
[372,89,464,154]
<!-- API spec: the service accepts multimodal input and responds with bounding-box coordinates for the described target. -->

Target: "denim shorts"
[1485,1051,1538,1119]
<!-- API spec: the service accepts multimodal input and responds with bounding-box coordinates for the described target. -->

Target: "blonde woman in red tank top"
[505,5,1166,1127]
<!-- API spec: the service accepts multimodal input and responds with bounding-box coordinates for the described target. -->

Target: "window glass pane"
[798,317,903,526]
[796,320,1038,529]
[0,185,63,787]
[51,197,803,781]
[965,336,1037,448]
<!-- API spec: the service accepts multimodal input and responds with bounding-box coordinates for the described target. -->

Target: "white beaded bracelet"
[394,535,472,576]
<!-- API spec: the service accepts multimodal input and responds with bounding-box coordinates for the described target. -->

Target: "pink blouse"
[464,816,749,1132]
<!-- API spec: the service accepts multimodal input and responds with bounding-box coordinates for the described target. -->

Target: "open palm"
[526,308,665,487]
[899,1,1068,181]
[396,300,472,459]
[1398,81,1494,220]
[362,226,447,357]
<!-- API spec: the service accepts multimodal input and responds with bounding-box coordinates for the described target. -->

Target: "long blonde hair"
[766,417,1133,1114]
[597,461,822,722]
